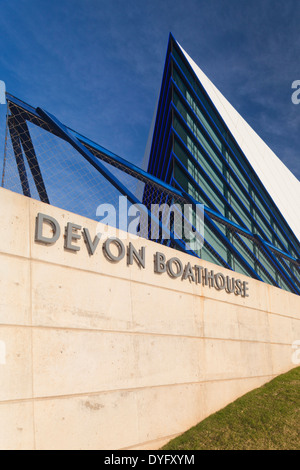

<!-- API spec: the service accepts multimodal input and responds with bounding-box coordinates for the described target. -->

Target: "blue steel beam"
[278,256,300,289]
[14,119,49,204]
[6,93,184,201]
[36,106,196,257]
[7,116,31,198]
[254,235,300,295]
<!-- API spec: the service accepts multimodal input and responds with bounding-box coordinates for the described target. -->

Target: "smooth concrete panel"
[203,298,239,340]
[0,188,30,258]
[130,334,203,387]
[239,341,273,377]
[270,344,296,375]
[32,328,204,398]
[34,384,206,450]
[32,327,137,398]
[31,260,133,331]
[268,313,294,345]
[130,282,203,337]
[268,285,300,319]
[0,326,32,402]
[236,307,270,343]
[31,259,204,338]
[0,255,31,326]
[291,318,300,341]
[202,339,243,380]
[202,339,273,380]
[136,383,206,444]
[1,188,299,450]
[0,401,35,450]
[34,391,139,450]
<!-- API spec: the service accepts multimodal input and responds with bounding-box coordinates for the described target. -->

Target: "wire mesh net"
[3,103,121,220]
[1,99,205,253]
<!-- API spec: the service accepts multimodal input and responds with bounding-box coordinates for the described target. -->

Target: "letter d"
[35,213,61,244]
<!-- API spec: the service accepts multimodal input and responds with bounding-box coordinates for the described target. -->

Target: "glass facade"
[147,34,300,294]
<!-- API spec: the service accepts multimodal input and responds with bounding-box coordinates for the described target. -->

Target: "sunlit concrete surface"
[0,187,299,450]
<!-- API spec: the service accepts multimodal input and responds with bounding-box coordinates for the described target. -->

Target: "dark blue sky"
[0,0,299,179]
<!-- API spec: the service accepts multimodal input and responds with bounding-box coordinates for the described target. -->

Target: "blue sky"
[0,0,299,179]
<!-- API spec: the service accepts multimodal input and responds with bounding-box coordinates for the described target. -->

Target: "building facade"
[146,34,300,294]
[0,35,300,451]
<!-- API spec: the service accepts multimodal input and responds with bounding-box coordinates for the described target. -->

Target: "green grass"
[162,367,300,450]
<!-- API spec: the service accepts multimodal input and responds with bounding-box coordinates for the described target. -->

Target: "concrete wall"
[0,187,299,450]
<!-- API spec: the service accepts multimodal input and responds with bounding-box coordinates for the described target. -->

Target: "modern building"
[146,34,300,294]
[0,34,299,450]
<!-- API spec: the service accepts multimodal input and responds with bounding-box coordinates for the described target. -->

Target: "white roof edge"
[178,42,300,242]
